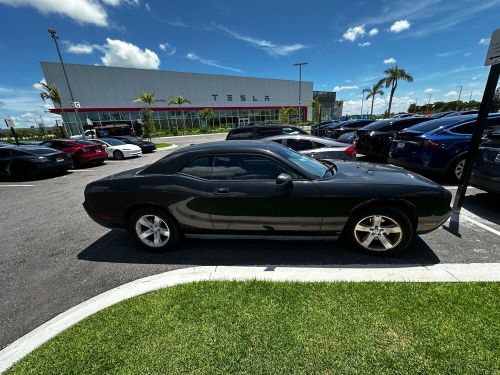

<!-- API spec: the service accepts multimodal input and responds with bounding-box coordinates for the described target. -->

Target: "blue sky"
[0,0,498,126]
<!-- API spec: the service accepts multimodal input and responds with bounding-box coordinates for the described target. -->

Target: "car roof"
[264,134,346,146]
[230,124,300,130]
[171,140,281,154]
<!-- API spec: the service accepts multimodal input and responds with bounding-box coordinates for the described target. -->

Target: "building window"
[227,94,233,101]
[240,95,246,101]
[265,96,270,101]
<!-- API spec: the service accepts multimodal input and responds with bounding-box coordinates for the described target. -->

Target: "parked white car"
[90,138,142,160]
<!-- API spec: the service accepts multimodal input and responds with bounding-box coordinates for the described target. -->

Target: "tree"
[278,107,299,124]
[38,81,68,138]
[132,91,156,139]
[200,108,216,129]
[377,66,413,117]
[310,98,321,123]
[168,95,191,132]
[363,81,384,116]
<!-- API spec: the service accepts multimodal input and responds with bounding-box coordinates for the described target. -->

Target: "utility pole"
[427,93,432,112]
[48,28,86,139]
[360,93,364,117]
[293,62,307,123]
[456,85,463,111]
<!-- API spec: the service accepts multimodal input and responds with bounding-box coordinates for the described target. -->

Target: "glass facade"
[60,108,305,136]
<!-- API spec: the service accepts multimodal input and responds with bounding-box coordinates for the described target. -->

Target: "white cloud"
[144,2,150,11]
[368,28,379,36]
[159,42,176,56]
[383,57,397,64]
[32,79,47,91]
[186,52,242,73]
[333,85,359,91]
[358,42,371,47]
[479,38,491,45]
[342,25,365,41]
[65,42,96,54]
[101,38,160,69]
[212,23,305,56]
[0,0,109,27]
[424,88,437,93]
[445,91,458,97]
[341,95,414,115]
[389,19,411,33]
[101,0,139,6]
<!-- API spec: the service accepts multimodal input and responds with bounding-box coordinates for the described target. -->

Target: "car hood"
[329,161,442,188]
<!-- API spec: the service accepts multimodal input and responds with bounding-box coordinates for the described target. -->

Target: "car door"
[0,149,12,176]
[206,153,323,233]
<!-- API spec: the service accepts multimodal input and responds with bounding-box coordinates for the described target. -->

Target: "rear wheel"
[449,157,466,183]
[129,208,180,252]
[113,150,124,160]
[345,207,413,255]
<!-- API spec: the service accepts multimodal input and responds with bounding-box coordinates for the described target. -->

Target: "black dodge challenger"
[83,140,452,254]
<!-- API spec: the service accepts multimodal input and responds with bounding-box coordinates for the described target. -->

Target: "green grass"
[7,282,499,374]
[154,143,172,148]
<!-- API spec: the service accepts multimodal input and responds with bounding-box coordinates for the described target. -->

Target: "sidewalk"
[1,263,498,373]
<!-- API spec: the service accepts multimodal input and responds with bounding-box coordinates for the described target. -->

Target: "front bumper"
[123,150,142,158]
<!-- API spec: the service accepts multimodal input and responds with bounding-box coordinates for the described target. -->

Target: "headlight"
[37,156,49,162]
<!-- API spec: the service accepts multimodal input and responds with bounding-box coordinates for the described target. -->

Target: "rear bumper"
[470,171,500,194]
[77,153,108,165]
[34,160,73,174]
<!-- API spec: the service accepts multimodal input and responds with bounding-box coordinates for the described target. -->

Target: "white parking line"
[71,169,94,172]
[0,184,34,187]
[461,209,500,236]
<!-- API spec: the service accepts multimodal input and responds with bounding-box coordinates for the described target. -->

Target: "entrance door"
[238,117,250,127]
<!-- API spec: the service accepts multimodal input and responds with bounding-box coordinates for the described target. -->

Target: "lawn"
[7,282,499,374]
[154,143,172,148]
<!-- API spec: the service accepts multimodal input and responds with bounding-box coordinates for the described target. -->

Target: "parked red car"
[41,139,107,167]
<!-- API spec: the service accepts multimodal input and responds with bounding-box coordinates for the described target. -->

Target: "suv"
[226,125,307,140]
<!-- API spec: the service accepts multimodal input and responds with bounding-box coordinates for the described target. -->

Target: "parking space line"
[0,184,34,187]
[461,211,500,237]
[71,169,94,172]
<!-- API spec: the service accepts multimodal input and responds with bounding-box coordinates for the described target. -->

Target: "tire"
[113,150,124,160]
[448,157,466,183]
[344,206,413,255]
[129,208,180,252]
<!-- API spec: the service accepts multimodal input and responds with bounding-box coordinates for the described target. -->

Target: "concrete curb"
[154,144,178,151]
[1,263,499,373]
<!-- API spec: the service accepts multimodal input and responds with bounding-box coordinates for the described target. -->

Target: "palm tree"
[38,82,67,137]
[132,91,156,138]
[310,98,321,123]
[168,95,191,132]
[200,108,216,130]
[377,66,413,117]
[363,82,384,116]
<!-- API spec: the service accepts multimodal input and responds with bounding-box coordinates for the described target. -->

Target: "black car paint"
[226,125,308,140]
[84,141,451,239]
[0,146,73,177]
[329,119,374,139]
[113,136,156,153]
[356,117,431,160]
[471,130,500,194]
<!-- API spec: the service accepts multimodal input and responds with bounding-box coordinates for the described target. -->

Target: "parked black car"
[0,146,73,179]
[84,140,451,255]
[356,117,431,160]
[113,135,157,153]
[226,125,307,140]
[329,119,375,139]
[311,121,337,136]
[471,129,500,194]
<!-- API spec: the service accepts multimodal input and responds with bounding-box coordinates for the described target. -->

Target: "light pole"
[456,85,463,111]
[293,62,307,123]
[360,93,364,117]
[48,28,86,139]
[427,93,432,112]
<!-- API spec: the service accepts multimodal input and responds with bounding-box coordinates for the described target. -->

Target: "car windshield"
[100,138,126,146]
[405,115,477,133]
[274,146,328,179]
[359,119,392,131]
[120,136,139,144]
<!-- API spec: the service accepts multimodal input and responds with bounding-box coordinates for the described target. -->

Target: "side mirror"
[276,173,293,187]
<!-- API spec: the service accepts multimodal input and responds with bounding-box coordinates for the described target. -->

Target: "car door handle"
[215,187,229,195]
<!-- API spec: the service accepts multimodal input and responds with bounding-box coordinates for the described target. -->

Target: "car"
[311,121,337,136]
[388,114,500,182]
[41,139,108,167]
[471,129,500,193]
[328,119,375,139]
[90,138,142,159]
[355,117,431,161]
[337,131,357,144]
[83,140,452,255]
[265,134,356,161]
[70,130,97,140]
[226,125,308,140]
[443,110,479,117]
[0,146,73,179]
[112,135,157,153]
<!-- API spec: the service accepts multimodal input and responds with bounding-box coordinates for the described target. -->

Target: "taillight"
[423,140,443,149]
[345,144,356,158]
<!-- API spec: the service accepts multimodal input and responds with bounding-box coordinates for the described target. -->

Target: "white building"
[40,62,313,134]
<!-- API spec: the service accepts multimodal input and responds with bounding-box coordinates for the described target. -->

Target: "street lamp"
[48,28,86,139]
[456,85,463,111]
[293,62,307,123]
[360,92,364,116]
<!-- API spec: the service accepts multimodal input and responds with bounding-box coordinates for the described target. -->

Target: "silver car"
[265,134,356,161]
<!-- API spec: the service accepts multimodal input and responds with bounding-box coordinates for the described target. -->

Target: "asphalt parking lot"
[0,132,499,349]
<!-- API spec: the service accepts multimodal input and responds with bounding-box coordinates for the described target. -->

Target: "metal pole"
[48,29,86,139]
[293,62,307,124]
[456,85,463,111]
[452,63,500,214]
[360,94,364,116]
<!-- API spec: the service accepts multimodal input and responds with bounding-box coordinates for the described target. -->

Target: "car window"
[286,139,315,151]
[179,157,212,179]
[212,154,297,180]
[282,127,301,135]
[256,127,280,137]
[450,123,474,135]
[227,128,254,139]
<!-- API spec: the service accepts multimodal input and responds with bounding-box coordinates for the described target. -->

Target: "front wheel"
[129,208,180,252]
[448,157,466,183]
[113,150,124,160]
[345,207,413,255]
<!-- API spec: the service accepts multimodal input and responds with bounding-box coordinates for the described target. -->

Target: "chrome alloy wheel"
[354,215,403,252]
[454,159,465,180]
[135,214,170,248]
